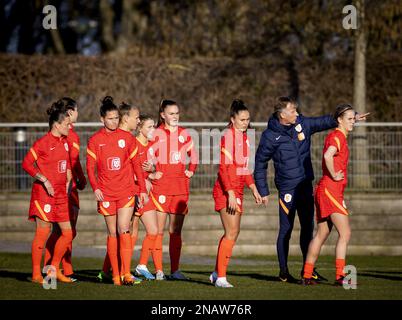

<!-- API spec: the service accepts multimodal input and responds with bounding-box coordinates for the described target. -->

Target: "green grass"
[0,252,401,300]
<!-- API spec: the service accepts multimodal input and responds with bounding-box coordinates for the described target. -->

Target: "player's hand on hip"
[333,170,344,181]
[184,170,194,178]
[94,189,104,202]
[44,180,54,197]
[140,192,149,206]
[227,191,237,215]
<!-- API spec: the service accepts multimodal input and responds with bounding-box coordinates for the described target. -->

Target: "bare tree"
[100,0,116,51]
[352,0,371,188]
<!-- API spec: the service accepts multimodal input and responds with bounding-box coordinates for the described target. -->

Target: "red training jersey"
[319,128,349,190]
[66,124,86,189]
[213,126,254,194]
[150,124,198,195]
[135,137,155,181]
[22,132,70,204]
[86,128,146,201]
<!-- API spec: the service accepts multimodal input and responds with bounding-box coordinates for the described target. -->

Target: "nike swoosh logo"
[50,147,55,150]
[99,144,105,147]
[275,136,281,141]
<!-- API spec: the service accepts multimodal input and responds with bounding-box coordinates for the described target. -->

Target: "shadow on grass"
[359,272,402,282]
[72,269,104,284]
[365,270,402,275]
[0,269,106,284]
[185,269,283,283]
[0,270,31,282]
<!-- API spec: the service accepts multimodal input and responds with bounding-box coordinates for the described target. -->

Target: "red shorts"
[29,199,70,223]
[212,187,244,214]
[97,196,136,216]
[315,184,349,222]
[69,189,80,209]
[140,192,189,215]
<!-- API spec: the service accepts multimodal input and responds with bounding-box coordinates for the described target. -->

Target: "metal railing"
[0,122,401,192]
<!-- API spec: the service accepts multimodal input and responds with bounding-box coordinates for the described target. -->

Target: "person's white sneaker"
[168,270,189,280]
[209,271,217,284]
[215,277,234,288]
[135,264,155,280]
[155,270,166,281]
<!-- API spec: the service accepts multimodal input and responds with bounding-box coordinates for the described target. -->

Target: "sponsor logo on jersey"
[284,193,292,203]
[158,195,166,204]
[58,160,67,173]
[118,139,126,148]
[107,157,121,170]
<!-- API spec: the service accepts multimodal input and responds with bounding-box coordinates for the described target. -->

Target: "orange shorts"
[29,199,70,223]
[140,192,189,215]
[315,184,349,222]
[97,196,136,216]
[212,187,243,214]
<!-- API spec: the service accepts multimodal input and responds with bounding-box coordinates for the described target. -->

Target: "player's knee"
[226,228,240,241]
[62,230,74,242]
[108,230,118,237]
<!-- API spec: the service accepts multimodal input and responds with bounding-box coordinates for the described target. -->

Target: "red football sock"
[44,229,59,266]
[61,228,76,276]
[107,236,119,277]
[51,229,73,273]
[152,233,164,271]
[214,236,224,272]
[335,258,346,280]
[139,234,157,265]
[169,232,182,273]
[119,233,132,276]
[303,262,315,279]
[217,237,235,278]
[31,227,51,278]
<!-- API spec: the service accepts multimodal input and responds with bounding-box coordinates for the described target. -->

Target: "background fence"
[0,122,401,192]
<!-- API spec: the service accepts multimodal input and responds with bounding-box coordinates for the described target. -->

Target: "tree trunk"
[100,0,116,51]
[352,0,371,189]
[116,0,134,54]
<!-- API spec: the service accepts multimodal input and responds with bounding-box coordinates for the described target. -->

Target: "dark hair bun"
[47,100,64,116]
[102,96,114,104]
[230,99,246,112]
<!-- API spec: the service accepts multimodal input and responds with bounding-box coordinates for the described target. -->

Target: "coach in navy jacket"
[254,96,337,282]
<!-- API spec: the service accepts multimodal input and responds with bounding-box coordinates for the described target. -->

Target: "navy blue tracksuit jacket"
[254,114,337,271]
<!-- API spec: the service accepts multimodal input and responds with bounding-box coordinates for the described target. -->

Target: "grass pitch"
[0,252,401,300]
